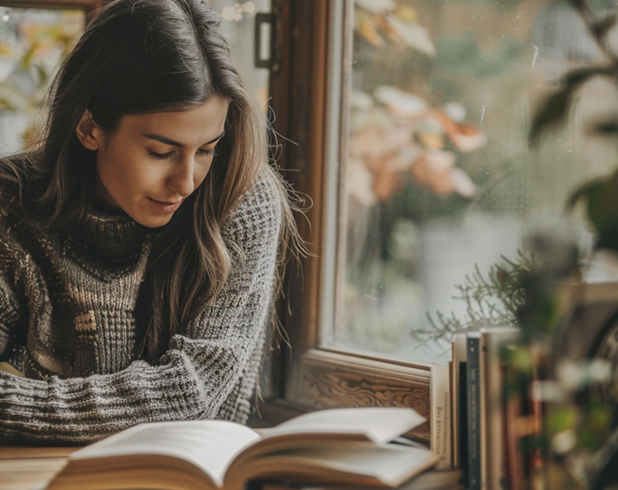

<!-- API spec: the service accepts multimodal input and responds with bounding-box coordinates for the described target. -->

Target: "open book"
[46,407,438,490]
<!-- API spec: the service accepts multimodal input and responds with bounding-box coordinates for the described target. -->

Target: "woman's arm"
[0,177,282,444]
[0,235,28,372]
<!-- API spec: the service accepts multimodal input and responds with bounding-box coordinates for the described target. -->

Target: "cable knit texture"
[0,175,281,444]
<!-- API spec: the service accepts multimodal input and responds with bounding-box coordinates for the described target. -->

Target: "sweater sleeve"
[0,226,28,365]
[0,177,282,444]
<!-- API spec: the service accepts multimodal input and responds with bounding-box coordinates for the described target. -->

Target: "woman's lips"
[147,197,183,214]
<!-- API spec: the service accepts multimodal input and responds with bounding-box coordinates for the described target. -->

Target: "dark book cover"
[466,333,481,490]
[459,361,468,486]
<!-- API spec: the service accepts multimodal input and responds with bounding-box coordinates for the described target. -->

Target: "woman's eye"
[148,150,175,160]
[197,147,217,157]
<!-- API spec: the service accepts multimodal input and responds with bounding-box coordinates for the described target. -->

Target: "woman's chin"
[129,210,175,228]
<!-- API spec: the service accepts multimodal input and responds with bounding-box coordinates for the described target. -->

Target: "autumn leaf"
[348,158,377,206]
[451,167,477,197]
[356,12,385,47]
[419,133,444,149]
[385,15,435,57]
[411,149,456,196]
[367,147,420,201]
[350,125,412,161]
[433,110,487,152]
[411,149,476,198]
[355,0,395,16]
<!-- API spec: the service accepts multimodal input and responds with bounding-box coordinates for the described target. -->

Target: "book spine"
[466,333,481,490]
[459,361,468,484]
[430,364,452,469]
[450,356,457,469]
[451,333,467,470]
[482,328,520,490]
[479,333,488,490]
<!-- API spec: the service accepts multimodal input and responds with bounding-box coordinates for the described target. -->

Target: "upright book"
[450,333,467,470]
[480,327,520,490]
[466,332,481,490]
[430,363,452,469]
[45,407,439,490]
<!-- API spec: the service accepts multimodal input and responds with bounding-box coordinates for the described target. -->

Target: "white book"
[45,407,439,490]
[430,363,452,469]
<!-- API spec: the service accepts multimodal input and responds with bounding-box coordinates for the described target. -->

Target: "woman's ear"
[75,110,101,151]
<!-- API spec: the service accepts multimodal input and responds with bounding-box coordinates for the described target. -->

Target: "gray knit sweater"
[0,175,281,445]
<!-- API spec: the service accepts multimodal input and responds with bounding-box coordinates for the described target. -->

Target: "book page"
[260,408,426,445]
[232,443,439,489]
[70,421,260,487]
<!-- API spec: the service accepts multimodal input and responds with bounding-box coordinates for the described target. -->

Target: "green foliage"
[413,251,541,343]
[529,67,614,146]
[529,0,618,255]
[567,173,618,251]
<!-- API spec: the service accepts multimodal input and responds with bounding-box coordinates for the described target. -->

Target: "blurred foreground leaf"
[529,68,613,146]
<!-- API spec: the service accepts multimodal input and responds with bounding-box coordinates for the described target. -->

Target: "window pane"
[0,8,85,155]
[325,0,618,364]
[208,0,271,112]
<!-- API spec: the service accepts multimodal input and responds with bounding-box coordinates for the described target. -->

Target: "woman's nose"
[166,157,195,197]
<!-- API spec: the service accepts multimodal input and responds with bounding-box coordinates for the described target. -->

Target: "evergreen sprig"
[411,251,540,344]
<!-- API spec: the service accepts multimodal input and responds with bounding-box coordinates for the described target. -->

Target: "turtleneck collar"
[75,208,150,263]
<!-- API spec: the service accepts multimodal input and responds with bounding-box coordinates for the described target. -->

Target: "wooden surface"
[0,447,79,490]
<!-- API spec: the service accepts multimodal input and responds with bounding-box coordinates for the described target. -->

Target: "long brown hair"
[0,0,301,362]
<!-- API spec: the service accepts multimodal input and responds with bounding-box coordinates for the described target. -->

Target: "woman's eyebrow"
[142,131,225,147]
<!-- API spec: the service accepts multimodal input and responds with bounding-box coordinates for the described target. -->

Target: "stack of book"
[430,327,527,490]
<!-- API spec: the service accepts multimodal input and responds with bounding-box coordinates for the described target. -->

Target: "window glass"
[208,0,271,113]
[325,0,618,364]
[0,8,85,155]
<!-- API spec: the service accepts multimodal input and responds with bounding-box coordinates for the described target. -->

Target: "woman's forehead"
[120,97,229,145]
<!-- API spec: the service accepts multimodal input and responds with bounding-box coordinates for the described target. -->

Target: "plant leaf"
[591,14,617,40]
[564,67,613,87]
[529,88,570,146]
[565,0,591,16]
[565,178,605,213]
[529,67,613,146]
[590,119,618,134]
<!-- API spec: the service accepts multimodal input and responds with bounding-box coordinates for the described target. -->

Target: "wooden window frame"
[263,0,433,443]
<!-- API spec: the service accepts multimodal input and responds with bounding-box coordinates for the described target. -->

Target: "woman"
[0,0,298,444]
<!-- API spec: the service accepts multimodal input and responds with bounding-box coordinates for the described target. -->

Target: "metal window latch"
[254,12,278,71]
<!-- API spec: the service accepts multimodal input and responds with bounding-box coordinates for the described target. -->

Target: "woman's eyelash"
[197,147,217,157]
[148,150,175,160]
[148,147,217,160]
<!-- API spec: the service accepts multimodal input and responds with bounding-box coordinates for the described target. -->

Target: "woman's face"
[81,97,229,228]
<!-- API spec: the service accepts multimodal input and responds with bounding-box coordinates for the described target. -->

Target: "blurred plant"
[350,1,486,206]
[0,10,83,147]
[348,87,486,206]
[530,0,618,257]
[411,251,542,346]
[354,0,435,56]
[525,0,618,485]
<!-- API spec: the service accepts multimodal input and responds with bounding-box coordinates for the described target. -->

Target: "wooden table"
[0,447,79,490]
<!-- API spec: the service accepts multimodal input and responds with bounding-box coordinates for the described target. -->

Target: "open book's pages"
[261,467,463,490]
[257,406,427,444]
[45,407,437,490]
